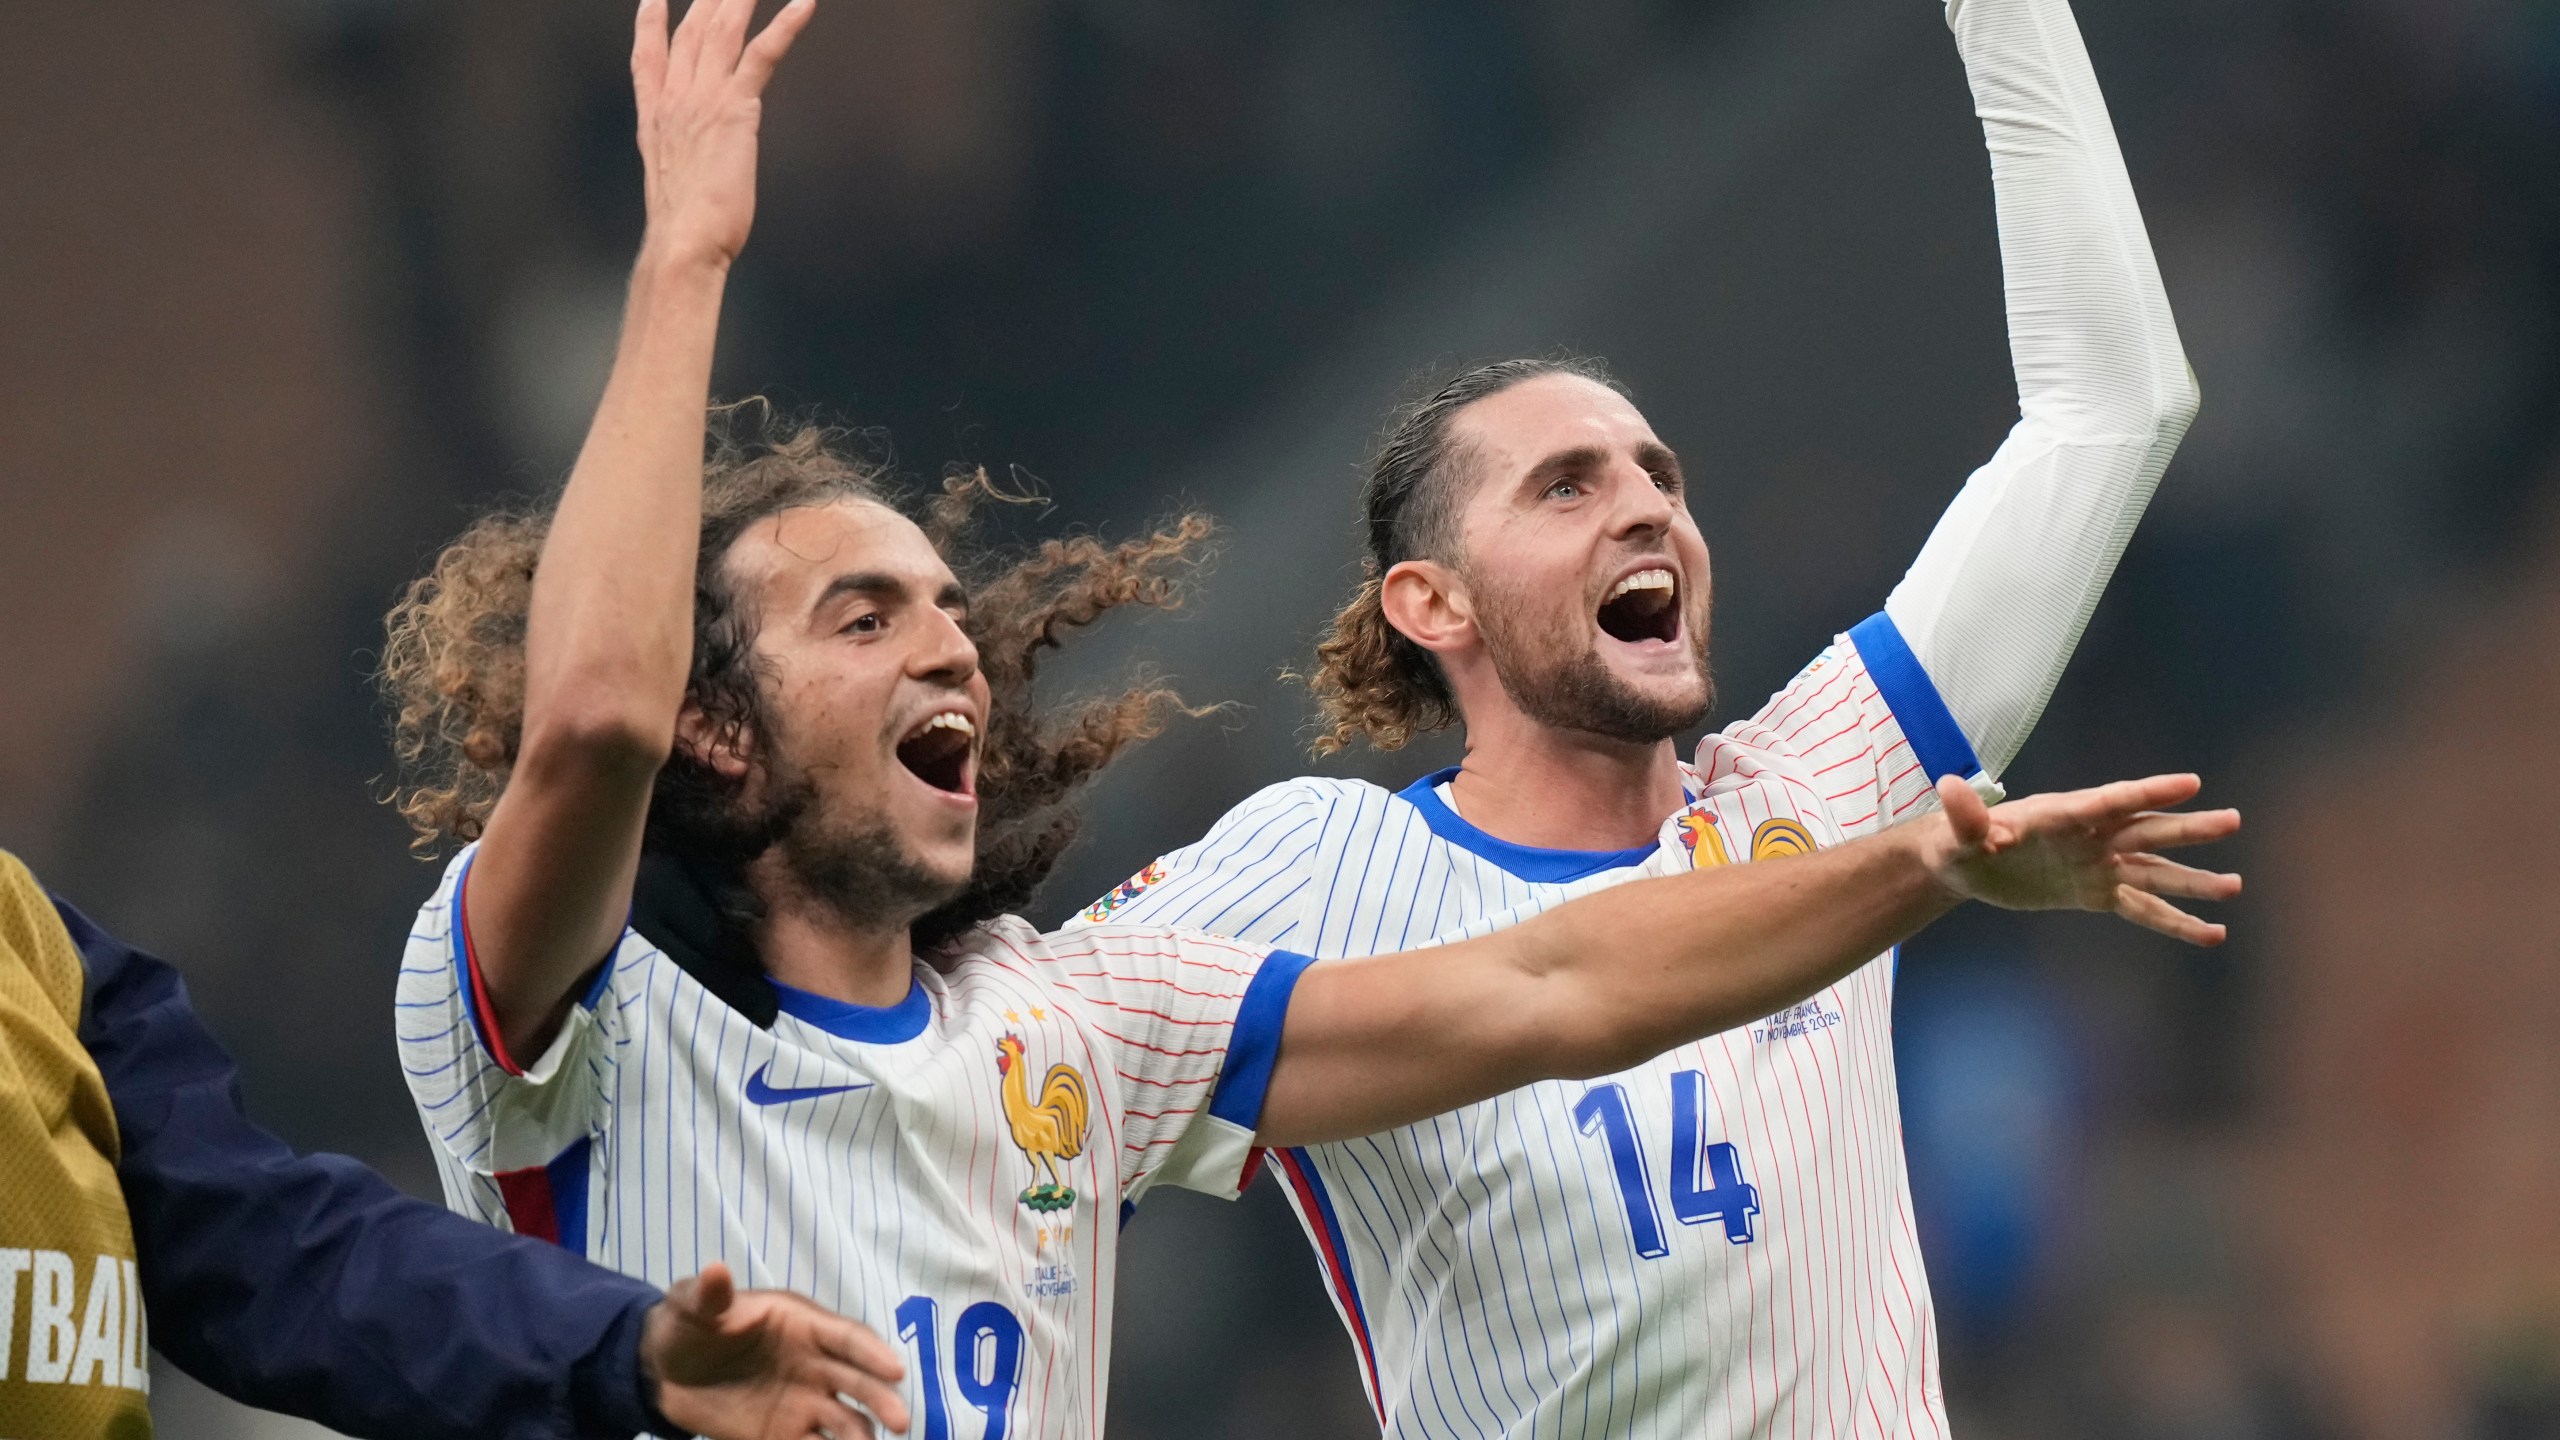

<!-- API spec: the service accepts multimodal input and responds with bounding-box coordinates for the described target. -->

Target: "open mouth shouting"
[1596,566,1682,646]
[895,709,979,800]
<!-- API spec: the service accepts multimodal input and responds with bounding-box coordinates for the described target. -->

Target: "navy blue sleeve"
[58,897,682,1440]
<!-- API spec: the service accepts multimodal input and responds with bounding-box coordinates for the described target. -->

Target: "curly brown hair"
[1307,355,1628,755]
[380,405,1215,951]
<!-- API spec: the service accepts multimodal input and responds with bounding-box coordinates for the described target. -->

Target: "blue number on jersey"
[954,1302,1025,1440]
[1574,1082,1669,1258]
[897,1295,1026,1440]
[1668,1068,1761,1242]
[895,1297,952,1440]
[1576,1069,1761,1255]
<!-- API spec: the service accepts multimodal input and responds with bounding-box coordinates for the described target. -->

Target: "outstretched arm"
[467,0,811,1067]
[1881,0,2199,778]
[65,895,907,1439]
[1258,773,2236,1145]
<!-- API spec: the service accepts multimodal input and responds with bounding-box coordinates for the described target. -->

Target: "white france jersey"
[1074,614,1975,1440]
[396,850,1313,1440]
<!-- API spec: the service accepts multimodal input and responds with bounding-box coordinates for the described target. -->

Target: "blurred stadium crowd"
[7,0,2560,1435]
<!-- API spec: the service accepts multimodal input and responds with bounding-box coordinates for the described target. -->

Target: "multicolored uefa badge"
[1080,860,1167,923]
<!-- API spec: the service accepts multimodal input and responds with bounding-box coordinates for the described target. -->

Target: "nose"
[1605,456,1677,538]
[911,603,981,688]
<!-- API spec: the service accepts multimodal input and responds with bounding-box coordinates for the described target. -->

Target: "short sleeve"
[394,847,624,1212]
[1064,780,1330,947]
[1027,924,1314,1202]
[1725,614,1981,839]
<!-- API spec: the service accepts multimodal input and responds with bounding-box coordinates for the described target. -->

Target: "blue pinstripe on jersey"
[1077,630,1958,1440]
[397,852,1312,1440]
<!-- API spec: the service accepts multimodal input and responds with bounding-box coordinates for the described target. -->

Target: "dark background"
[9,0,2560,1435]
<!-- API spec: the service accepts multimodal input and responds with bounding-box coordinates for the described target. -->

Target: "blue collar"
[1393,768,1665,883]
[770,974,933,1044]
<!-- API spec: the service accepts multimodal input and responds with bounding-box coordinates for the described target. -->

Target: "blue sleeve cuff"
[1848,611,1981,782]
[1207,949,1318,1131]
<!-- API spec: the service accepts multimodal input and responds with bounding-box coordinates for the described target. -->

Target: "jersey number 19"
[896,1295,1026,1440]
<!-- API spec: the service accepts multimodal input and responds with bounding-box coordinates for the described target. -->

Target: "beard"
[756,753,968,937]
[1472,570,1715,745]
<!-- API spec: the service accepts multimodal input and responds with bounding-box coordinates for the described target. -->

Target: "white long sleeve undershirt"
[1881,0,2199,779]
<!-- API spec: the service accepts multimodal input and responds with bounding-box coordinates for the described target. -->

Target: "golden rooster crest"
[1676,811,1731,869]
[996,1033,1090,1213]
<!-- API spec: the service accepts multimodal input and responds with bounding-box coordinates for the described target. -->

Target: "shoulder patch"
[1081,861,1168,924]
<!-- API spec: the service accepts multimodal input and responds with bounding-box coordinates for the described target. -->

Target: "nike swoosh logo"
[745,1061,874,1106]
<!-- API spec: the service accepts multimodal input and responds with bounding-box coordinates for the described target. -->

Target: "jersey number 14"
[1574,1069,1760,1256]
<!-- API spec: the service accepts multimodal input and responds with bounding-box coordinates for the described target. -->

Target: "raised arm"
[1258,772,2237,1145]
[467,0,810,1066]
[1881,0,2199,778]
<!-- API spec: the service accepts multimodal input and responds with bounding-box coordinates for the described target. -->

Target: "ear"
[1378,558,1476,658]
[674,700,755,781]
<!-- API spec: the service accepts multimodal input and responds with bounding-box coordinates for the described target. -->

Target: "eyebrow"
[1519,442,1684,488]
[1522,445,1610,486]
[809,572,971,617]
[811,572,902,614]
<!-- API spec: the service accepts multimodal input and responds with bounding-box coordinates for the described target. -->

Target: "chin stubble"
[1474,575,1714,745]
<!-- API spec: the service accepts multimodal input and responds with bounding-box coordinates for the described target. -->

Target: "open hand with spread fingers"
[646,1264,911,1439]
[1924,771,2242,945]
[631,0,815,272]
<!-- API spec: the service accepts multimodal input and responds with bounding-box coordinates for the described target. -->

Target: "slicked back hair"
[1306,354,1629,755]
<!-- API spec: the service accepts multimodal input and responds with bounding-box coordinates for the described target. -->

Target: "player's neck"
[751,883,918,1009]
[1445,717,1686,853]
